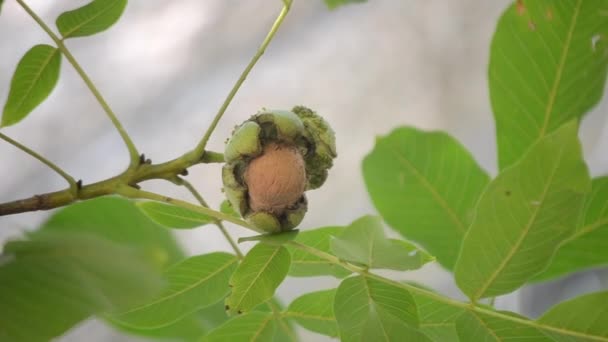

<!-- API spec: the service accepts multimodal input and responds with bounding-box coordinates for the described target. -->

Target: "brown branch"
[0,150,224,216]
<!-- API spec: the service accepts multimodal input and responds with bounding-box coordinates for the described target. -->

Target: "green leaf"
[408,283,464,341]
[0,232,164,342]
[220,200,240,218]
[535,176,608,281]
[334,275,426,342]
[490,0,608,169]
[39,196,184,266]
[456,310,551,342]
[225,243,291,315]
[109,311,208,342]
[287,226,351,278]
[56,0,127,38]
[113,253,238,329]
[324,0,367,10]
[284,289,338,337]
[136,201,214,229]
[238,230,299,246]
[538,291,608,341]
[363,127,490,269]
[2,44,61,127]
[330,215,434,270]
[202,312,276,342]
[454,122,591,300]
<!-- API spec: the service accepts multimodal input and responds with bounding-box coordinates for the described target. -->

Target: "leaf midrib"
[389,143,467,234]
[472,144,565,300]
[539,0,582,136]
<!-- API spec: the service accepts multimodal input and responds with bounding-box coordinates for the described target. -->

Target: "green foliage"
[330,215,434,270]
[238,230,299,246]
[535,176,608,281]
[137,201,214,229]
[490,0,608,169]
[334,276,426,341]
[538,291,608,340]
[411,287,463,341]
[456,310,551,342]
[455,122,591,300]
[284,289,339,337]
[287,226,351,278]
[225,243,291,315]
[363,127,489,269]
[324,0,367,10]
[202,312,276,342]
[0,232,164,342]
[56,0,128,38]
[113,253,238,329]
[2,44,61,127]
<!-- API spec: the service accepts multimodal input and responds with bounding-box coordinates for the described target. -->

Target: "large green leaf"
[56,0,127,38]
[535,176,608,281]
[363,127,489,269]
[287,226,351,278]
[490,0,608,169]
[202,312,276,342]
[136,201,213,229]
[39,196,184,266]
[0,232,163,342]
[456,310,551,342]
[225,243,291,315]
[538,291,608,341]
[334,275,426,342]
[2,44,61,127]
[113,253,237,329]
[330,215,434,270]
[284,289,338,337]
[455,122,590,300]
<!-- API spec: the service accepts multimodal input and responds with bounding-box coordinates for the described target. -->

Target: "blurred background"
[1,0,607,340]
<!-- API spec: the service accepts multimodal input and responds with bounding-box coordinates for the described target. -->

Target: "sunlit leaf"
[225,243,290,315]
[0,232,163,342]
[330,215,434,270]
[284,289,338,337]
[455,122,590,300]
[363,127,489,269]
[56,0,127,38]
[490,0,608,169]
[113,253,237,329]
[535,176,608,281]
[2,44,61,127]
[202,312,276,342]
[334,276,425,342]
[538,291,608,341]
[136,201,213,229]
[287,226,350,278]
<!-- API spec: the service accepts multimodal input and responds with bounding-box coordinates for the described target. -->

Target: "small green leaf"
[334,276,426,342]
[39,197,184,266]
[202,312,276,342]
[408,283,463,341]
[535,176,608,281]
[56,0,127,38]
[286,226,351,278]
[238,230,299,246]
[330,215,434,271]
[2,44,61,127]
[455,122,590,300]
[456,310,550,342]
[220,200,240,218]
[113,253,238,329]
[136,201,213,229]
[284,289,338,337]
[226,243,291,315]
[538,291,608,341]
[0,232,164,342]
[490,0,608,169]
[363,127,490,269]
[324,0,367,10]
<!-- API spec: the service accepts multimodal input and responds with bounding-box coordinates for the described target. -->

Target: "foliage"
[0,0,607,341]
